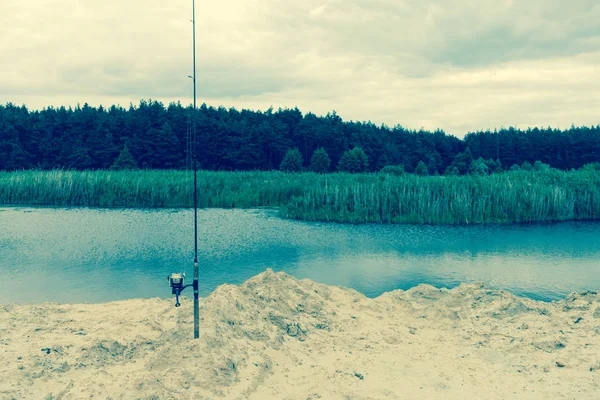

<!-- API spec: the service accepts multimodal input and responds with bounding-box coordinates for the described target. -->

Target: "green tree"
[510,164,521,171]
[444,166,460,176]
[427,151,442,175]
[154,122,180,168]
[0,121,33,170]
[89,127,118,169]
[582,162,600,171]
[448,147,473,175]
[521,161,533,171]
[338,147,369,173]
[380,165,405,176]
[470,157,490,175]
[533,160,550,172]
[354,147,369,172]
[111,144,138,170]
[415,160,429,176]
[310,147,331,173]
[484,158,496,171]
[280,148,303,172]
[493,159,503,173]
[376,154,389,170]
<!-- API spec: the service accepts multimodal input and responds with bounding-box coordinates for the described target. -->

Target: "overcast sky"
[1,0,599,136]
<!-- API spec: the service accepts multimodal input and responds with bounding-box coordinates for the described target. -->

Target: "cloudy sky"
[1,0,599,136]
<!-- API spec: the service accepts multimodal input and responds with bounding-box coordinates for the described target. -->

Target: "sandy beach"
[1,269,599,399]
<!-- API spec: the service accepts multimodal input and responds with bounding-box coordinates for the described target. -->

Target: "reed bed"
[1,169,599,225]
[0,170,308,208]
[282,170,600,224]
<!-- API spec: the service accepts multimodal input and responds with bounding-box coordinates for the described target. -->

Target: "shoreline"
[3,204,600,229]
[2,270,599,399]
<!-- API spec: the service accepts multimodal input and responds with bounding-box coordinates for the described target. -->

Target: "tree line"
[1,100,599,173]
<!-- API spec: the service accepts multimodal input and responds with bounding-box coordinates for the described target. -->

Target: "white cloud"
[0,0,598,136]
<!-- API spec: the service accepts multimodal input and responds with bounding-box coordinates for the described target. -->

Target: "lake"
[1,207,599,304]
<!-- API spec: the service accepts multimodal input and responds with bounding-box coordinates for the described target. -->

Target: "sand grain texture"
[1,269,599,399]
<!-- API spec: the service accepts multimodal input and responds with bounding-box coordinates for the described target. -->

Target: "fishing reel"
[168,273,192,307]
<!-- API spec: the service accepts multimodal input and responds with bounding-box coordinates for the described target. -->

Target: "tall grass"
[0,170,308,208]
[282,170,600,224]
[1,169,599,225]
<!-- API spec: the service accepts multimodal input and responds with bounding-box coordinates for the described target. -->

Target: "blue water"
[1,207,599,304]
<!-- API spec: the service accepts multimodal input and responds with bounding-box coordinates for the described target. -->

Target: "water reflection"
[1,207,599,304]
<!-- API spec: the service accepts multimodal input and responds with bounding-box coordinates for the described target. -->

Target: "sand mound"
[1,269,599,399]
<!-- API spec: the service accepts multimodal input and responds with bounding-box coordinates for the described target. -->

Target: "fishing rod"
[168,0,199,340]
